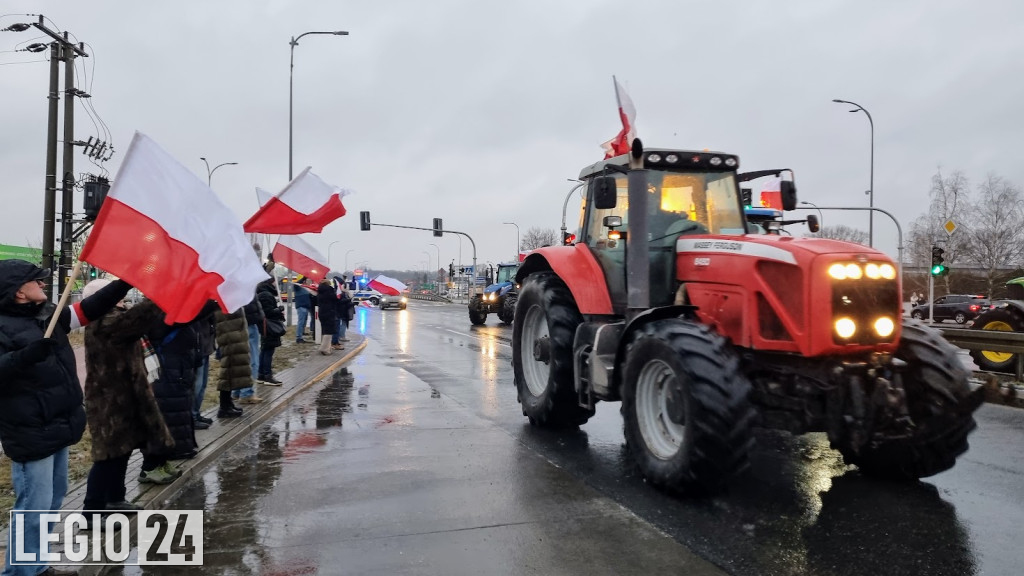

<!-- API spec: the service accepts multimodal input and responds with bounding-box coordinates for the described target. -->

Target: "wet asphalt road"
[136,300,1021,575]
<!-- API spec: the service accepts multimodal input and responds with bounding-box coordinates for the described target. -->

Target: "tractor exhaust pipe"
[626,138,650,320]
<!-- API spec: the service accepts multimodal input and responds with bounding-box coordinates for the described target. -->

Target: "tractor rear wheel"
[621,319,755,494]
[835,319,981,480]
[969,307,1024,372]
[512,272,593,427]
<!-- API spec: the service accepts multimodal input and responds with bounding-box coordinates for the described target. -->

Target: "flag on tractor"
[600,76,637,159]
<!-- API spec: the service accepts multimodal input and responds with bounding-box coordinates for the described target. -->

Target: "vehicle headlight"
[864,263,881,279]
[834,317,856,339]
[879,263,896,279]
[844,264,862,279]
[401,297,407,303]
[874,317,895,338]
[828,263,848,280]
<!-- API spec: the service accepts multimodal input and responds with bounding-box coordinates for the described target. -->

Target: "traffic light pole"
[359,220,479,297]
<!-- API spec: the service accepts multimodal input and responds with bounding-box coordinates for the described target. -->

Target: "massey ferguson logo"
[693,241,742,251]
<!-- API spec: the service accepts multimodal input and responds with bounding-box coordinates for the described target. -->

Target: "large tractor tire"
[468,296,487,326]
[498,293,517,325]
[969,306,1024,372]
[835,319,982,480]
[512,272,594,427]
[621,319,755,494]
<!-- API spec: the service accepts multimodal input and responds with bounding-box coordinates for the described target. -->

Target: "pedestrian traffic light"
[433,218,443,237]
[930,246,948,276]
[359,211,371,231]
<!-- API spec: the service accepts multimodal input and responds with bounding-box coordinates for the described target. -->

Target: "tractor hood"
[677,234,888,263]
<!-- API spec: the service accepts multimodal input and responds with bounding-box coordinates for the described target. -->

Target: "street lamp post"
[289,30,348,181]
[832,99,874,247]
[502,222,519,261]
[327,240,342,268]
[800,201,823,229]
[200,157,238,186]
[344,249,355,272]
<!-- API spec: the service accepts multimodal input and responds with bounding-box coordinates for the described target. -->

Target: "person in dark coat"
[0,260,130,575]
[192,314,216,429]
[235,295,264,404]
[81,280,175,512]
[140,301,219,480]
[256,279,284,384]
[292,280,313,343]
[316,278,339,355]
[213,308,252,417]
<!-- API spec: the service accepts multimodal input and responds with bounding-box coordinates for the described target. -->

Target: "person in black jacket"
[316,278,339,355]
[256,279,284,384]
[0,259,130,576]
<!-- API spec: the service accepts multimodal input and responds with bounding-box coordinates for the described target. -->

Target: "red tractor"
[512,141,982,494]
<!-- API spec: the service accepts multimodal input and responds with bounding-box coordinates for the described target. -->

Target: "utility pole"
[42,42,60,299]
[59,34,77,295]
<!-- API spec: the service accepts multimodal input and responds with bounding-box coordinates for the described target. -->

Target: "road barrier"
[938,326,1024,380]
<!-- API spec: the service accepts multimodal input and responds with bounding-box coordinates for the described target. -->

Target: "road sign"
[943,219,958,236]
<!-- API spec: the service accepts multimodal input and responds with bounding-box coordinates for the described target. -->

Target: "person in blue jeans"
[192,315,215,429]
[0,260,131,576]
[292,282,314,343]
[233,295,263,404]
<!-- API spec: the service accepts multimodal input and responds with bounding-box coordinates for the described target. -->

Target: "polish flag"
[243,167,350,234]
[760,177,783,210]
[271,235,329,284]
[368,274,407,296]
[79,132,269,323]
[600,76,637,159]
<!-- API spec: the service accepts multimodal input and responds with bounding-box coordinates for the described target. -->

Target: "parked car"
[351,289,383,306]
[910,294,989,324]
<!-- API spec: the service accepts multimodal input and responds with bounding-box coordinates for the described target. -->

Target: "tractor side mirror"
[806,214,820,233]
[780,180,797,211]
[593,177,618,209]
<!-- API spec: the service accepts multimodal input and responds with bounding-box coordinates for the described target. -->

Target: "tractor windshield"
[496,265,518,284]
[649,171,745,237]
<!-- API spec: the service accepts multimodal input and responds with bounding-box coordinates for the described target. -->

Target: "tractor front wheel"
[835,319,982,480]
[621,319,755,494]
[498,293,517,324]
[969,307,1024,372]
[468,296,487,325]
[512,272,593,427]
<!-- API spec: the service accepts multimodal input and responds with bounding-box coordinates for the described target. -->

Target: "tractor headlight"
[865,263,881,279]
[828,263,848,280]
[879,263,896,279]
[844,264,862,279]
[834,317,856,339]
[874,317,895,338]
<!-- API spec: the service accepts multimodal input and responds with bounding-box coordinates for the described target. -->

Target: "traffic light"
[89,267,97,279]
[740,187,752,208]
[449,262,454,277]
[359,211,371,231]
[433,217,443,237]
[930,246,948,276]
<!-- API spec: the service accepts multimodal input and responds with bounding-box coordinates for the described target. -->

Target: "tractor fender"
[986,300,1024,316]
[517,246,613,314]
[609,305,699,397]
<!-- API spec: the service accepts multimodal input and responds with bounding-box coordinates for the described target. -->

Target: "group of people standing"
[0,255,303,576]
[292,273,355,355]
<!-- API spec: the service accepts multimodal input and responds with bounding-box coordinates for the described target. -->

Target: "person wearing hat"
[0,259,131,576]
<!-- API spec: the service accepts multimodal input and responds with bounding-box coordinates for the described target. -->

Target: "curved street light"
[832,98,874,247]
[344,249,355,272]
[327,240,342,268]
[502,222,519,261]
[200,157,238,186]
[289,30,349,181]
[800,201,823,229]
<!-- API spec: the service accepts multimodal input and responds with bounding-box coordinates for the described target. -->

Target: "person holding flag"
[0,260,131,575]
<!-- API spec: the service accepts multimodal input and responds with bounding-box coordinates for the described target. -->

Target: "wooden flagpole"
[44,260,83,338]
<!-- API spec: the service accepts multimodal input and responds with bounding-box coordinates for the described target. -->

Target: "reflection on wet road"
[128,300,1021,575]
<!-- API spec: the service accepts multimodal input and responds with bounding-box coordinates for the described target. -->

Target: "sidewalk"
[0,334,367,570]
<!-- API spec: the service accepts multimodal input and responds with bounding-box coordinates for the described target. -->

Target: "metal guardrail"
[937,326,1024,380]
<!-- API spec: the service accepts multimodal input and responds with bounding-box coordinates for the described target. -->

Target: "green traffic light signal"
[930,264,949,276]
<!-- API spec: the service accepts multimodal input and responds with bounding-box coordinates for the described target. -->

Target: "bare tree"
[521,227,558,250]
[907,168,970,291]
[816,224,869,245]
[959,174,1024,295]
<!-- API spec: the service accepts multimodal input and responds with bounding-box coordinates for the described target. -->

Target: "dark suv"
[911,294,989,324]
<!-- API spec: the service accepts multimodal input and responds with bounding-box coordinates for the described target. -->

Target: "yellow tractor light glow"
[874,317,895,338]
[834,317,857,339]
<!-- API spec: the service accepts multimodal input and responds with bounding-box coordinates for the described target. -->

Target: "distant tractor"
[513,140,982,494]
[970,277,1024,372]
[469,263,519,325]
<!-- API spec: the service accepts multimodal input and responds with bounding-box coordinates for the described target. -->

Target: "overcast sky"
[2,1,1022,275]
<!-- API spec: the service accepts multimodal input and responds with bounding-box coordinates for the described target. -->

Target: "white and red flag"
[271,235,329,284]
[368,274,407,296]
[759,177,783,210]
[79,132,269,324]
[243,167,349,234]
[600,76,637,159]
